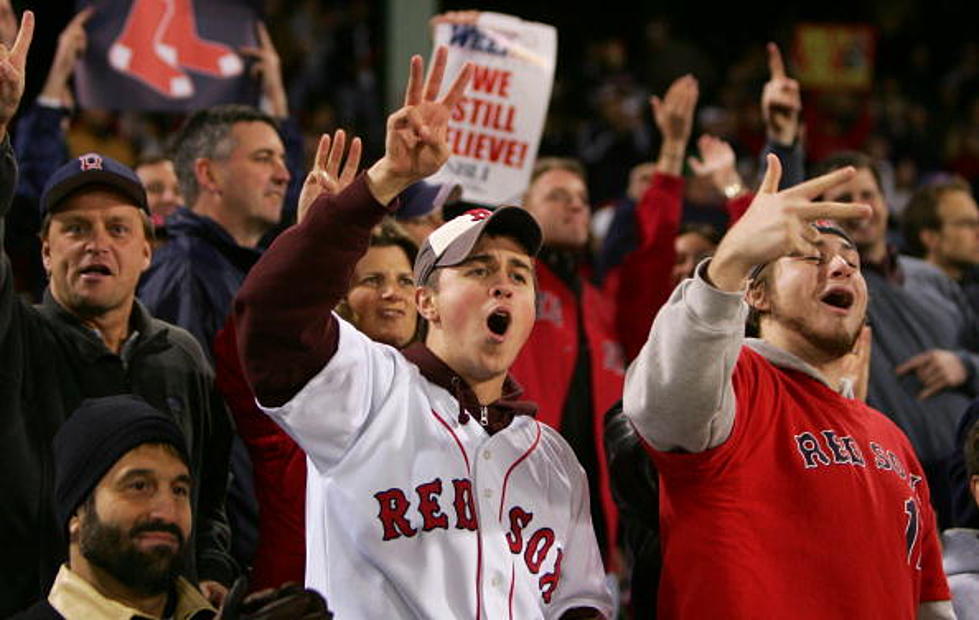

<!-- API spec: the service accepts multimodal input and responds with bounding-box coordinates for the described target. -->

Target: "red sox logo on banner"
[109,0,242,98]
[76,0,258,111]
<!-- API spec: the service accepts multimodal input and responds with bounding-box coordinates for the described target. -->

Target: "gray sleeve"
[918,600,956,620]
[622,260,748,453]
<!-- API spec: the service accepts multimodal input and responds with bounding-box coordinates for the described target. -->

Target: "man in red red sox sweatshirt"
[624,155,954,618]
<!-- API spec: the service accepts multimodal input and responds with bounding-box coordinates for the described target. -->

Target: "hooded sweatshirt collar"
[401,342,537,435]
[745,338,856,399]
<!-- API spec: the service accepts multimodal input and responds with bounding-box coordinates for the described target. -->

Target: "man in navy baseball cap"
[40,152,150,218]
[38,153,154,350]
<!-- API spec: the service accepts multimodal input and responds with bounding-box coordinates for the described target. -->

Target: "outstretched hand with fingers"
[239,22,287,118]
[761,43,802,146]
[297,130,363,224]
[706,154,872,292]
[366,46,472,204]
[41,7,92,105]
[0,9,32,132]
[688,134,744,197]
[651,74,698,147]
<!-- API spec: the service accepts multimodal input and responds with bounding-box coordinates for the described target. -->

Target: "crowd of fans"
[3,3,979,619]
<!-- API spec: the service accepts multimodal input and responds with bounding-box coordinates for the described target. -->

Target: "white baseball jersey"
[261,316,613,619]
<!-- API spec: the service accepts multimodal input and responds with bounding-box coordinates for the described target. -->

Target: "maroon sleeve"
[608,172,683,361]
[233,174,391,406]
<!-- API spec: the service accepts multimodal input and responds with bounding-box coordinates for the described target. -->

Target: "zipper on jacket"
[480,405,488,427]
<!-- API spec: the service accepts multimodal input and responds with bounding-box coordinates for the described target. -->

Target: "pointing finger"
[11,9,33,66]
[326,129,346,178]
[424,46,448,101]
[759,153,782,194]
[340,137,362,186]
[315,133,331,172]
[404,55,423,106]
[767,42,786,79]
[896,352,931,376]
[793,201,872,223]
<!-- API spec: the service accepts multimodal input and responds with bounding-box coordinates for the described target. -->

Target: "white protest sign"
[429,12,557,206]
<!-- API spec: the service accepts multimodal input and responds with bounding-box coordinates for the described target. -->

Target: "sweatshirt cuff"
[684,259,749,328]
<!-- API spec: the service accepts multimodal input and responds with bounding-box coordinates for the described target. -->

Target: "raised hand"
[896,349,969,400]
[651,74,698,175]
[688,134,745,198]
[40,7,93,107]
[0,9,32,134]
[297,129,362,224]
[761,43,801,146]
[707,154,871,292]
[239,22,287,118]
[839,325,871,401]
[367,46,472,204]
[429,10,480,31]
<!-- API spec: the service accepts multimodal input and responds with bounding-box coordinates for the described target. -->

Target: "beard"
[770,303,863,360]
[80,511,187,597]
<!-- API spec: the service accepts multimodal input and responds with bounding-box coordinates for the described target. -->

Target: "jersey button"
[482,488,493,498]
[482,450,492,460]
[490,573,503,588]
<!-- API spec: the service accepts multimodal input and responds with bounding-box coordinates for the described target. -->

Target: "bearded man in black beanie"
[12,395,215,619]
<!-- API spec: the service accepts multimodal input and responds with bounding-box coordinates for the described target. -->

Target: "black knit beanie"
[53,395,190,530]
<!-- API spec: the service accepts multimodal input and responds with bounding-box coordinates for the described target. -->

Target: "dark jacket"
[138,208,261,355]
[137,208,262,572]
[0,138,234,616]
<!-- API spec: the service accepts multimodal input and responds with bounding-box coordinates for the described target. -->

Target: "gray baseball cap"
[414,207,542,284]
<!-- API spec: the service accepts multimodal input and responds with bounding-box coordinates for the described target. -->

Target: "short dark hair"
[172,105,280,208]
[810,151,883,197]
[678,222,722,246]
[901,178,972,258]
[966,416,979,479]
[745,263,773,338]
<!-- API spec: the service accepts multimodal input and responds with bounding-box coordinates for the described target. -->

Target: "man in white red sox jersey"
[234,47,612,619]
[624,155,955,618]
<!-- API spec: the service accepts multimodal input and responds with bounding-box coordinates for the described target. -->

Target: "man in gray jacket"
[814,152,979,528]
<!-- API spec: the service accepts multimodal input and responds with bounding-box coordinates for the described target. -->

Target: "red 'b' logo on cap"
[465,208,492,222]
[78,153,103,171]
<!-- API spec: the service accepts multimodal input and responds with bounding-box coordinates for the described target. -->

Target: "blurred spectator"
[509,155,625,566]
[942,415,979,619]
[816,151,979,528]
[393,179,462,246]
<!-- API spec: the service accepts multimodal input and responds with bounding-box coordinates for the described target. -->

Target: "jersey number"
[903,497,920,567]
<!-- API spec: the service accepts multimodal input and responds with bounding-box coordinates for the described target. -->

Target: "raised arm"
[235,47,471,406]
[0,10,32,290]
[760,42,804,188]
[624,156,871,452]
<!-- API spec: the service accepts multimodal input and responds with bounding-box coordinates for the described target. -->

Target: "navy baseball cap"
[396,180,463,220]
[40,152,150,217]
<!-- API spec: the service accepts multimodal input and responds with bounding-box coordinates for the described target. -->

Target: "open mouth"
[487,309,511,337]
[821,289,854,310]
[79,264,112,277]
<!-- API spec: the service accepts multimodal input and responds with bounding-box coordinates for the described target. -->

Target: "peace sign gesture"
[0,9,32,133]
[707,154,871,292]
[367,46,472,204]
